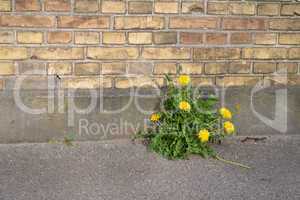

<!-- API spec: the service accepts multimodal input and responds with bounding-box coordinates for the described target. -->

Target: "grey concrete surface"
[0,86,300,143]
[0,135,299,200]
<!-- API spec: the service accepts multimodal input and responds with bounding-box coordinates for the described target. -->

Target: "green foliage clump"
[137,75,234,159]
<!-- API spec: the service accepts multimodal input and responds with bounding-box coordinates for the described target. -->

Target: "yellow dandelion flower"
[198,129,210,143]
[178,75,190,86]
[224,121,235,134]
[150,113,160,122]
[219,107,232,120]
[179,101,191,111]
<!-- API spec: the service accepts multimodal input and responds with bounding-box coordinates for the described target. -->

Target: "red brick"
[205,33,227,45]
[180,32,203,44]
[230,33,252,44]
[58,16,110,29]
[16,0,41,11]
[223,18,266,30]
[44,0,71,12]
[47,32,72,44]
[0,15,55,28]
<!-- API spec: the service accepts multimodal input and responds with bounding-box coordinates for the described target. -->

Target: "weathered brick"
[154,2,178,14]
[279,34,300,45]
[75,63,100,75]
[154,63,177,75]
[217,76,261,87]
[128,32,152,44]
[257,3,280,16]
[47,32,72,44]
[128,1,153,14]
[169,17,218,29]
[115,77,163,89]
[205,33,227,45]
[45,0,71,11]
[63,78,112,89]
[114,16,164,29]
[181,2,204,14]
[0,0,11,11]
[101,1,125,13]
[0,15,55,28]
[0,48,28,60]
[180,63,203,75]
[142,48,190,60]
[230,33,252,44]
[191,77,214,87]
[208,2,255,15]
[265,75,300,86]
[230,3,256,15]
[281,4,300,16]
[58,16,109,29]
[289,48,300,59]
[180,32,203,44]
[16,0,40,11]
[153,32,177,44]
[17,31,43,44]
[0,62,15,75]
[18,77,54,90]
[194,48,241,60]
[0,31,14,44]
[48,63,72,75]
[277,63,298,74]
[223,18,266,30]
[269,19,300,30]
[18,62,47,75]
[102,32,126,44]
[254,33,276,45]
[243,48,287,60]
[75,32,100,44]
[31,48,84,60]
[75,0,99,12]
[207,2,227,14]
[0,80,4,90]
[253,63,276,74]
[101,63,126,75]
[87,47,139,60]
[205,63,227,75]
[228,62,251,74]
[128,63,153,75]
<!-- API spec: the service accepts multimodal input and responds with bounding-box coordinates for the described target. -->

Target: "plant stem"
[215,155,251,169]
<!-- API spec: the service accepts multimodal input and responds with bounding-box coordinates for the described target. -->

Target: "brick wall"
[0,0,300,90]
